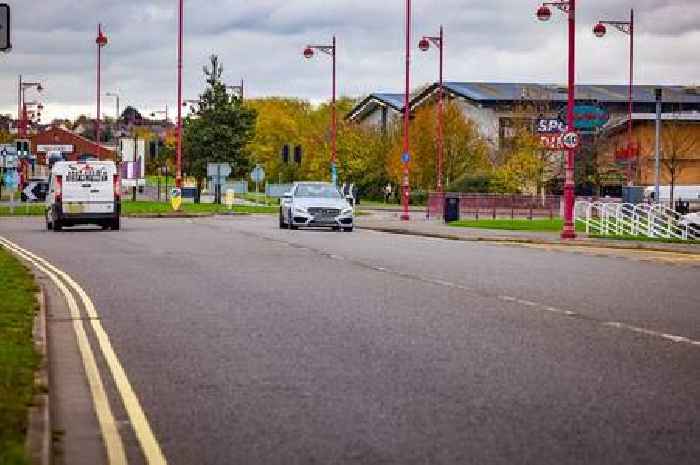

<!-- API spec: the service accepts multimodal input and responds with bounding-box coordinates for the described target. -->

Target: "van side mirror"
[282,192,292,200]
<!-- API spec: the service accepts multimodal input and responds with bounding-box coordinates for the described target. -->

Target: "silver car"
[280,182,354,232]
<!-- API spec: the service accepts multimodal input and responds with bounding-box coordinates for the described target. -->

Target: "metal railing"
[575,200,700,240]
[426,193,561,220]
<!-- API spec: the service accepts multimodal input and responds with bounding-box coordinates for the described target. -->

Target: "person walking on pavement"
[384,183,392,203]
[351,183,359,206]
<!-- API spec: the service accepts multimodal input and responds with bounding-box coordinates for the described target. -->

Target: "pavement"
[1,215,699,465]
[357,210,700,255]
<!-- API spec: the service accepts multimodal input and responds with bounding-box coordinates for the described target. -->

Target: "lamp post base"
[400,214,410,221]
[560,225,577,239]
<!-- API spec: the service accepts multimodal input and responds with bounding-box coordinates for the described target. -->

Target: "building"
[30,126,116,164]
[347,82,700,188]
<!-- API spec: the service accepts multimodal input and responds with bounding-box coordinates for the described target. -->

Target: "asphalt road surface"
[1,215,699,465]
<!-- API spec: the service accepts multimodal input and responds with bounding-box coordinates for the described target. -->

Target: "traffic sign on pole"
[562,131,580,150]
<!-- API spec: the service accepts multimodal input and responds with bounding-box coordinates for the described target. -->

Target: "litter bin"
[444,196,460,223]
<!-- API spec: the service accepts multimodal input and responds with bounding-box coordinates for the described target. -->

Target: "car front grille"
[308,208,340,217]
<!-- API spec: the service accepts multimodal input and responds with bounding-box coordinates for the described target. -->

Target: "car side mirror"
[282,193,292,200]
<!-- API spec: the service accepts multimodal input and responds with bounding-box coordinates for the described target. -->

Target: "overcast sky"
[4,1,699,121]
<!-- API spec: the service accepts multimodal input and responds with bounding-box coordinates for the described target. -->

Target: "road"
[1,215,699,465]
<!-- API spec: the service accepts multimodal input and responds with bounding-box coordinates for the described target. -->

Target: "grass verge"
[0,201,278,217]
[449,218,585,232]
[0,247,40,465]
[122,201,277,215]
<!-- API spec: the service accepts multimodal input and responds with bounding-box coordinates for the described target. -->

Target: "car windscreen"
[295,184,342,199]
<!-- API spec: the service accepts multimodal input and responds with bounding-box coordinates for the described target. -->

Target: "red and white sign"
[540,134,564,151]
[562,131,581,150]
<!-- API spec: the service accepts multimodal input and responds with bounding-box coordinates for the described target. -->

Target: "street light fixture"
[18,79,43,137]
[536,0,577,239]
[303,36,337,185]
[95,23,108,143]
[418,25,445,193]
[593,9,635,185]
[105,92,120,121]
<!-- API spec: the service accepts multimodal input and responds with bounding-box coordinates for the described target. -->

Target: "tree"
[659,122,699,208]
[183,55,257,194]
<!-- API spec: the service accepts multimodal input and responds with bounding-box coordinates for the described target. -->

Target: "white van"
[46,161,121,231]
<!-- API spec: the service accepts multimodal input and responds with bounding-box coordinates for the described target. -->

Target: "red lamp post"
[95,24,108,144]
[418,26,445,193]
[400,0,412,221]
[303,36,337,184]
[537,1,577,240]
[593,9,635,184]
[176,0,184,189]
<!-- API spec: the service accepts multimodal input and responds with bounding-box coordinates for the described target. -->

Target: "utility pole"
[654,88,662,203]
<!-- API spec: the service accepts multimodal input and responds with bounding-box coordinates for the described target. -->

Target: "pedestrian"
[384,183,392,203]
[342,181,350,198]
[351,183,359,206]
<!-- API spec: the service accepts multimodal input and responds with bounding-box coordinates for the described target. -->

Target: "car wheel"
[343,227,354,232]
[46,219,53,231]
[332,226,340,231]
[279,212,286,229]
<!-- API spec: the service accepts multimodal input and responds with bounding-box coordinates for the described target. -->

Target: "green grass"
[0,205,45,217]
[449,218,586,232]
[239,193,280,206]
[0,247,40,465]
[122,201,277,215]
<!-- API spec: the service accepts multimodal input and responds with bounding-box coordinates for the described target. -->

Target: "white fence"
[575,201,699,241]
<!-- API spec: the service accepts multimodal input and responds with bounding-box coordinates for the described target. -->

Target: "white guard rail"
[575,201,700,241]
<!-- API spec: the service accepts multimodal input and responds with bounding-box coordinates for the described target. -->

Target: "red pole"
[176,0,183,188]
[628,8,634,185]
[17,75,21,137]
[331,35,337,183]
[561,0,577,239]
[437,25,444,193]
[401,0,411,221]
[96,24,101,143]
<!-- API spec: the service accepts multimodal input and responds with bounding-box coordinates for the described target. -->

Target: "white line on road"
[0,236,169,465]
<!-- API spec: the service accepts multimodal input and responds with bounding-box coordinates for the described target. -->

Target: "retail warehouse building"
[347,82,700,188]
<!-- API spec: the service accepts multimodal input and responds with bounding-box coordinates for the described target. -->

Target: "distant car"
[280,182,354,232]
[46,160,121,231]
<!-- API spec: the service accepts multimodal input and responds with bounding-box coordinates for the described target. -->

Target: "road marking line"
[0,240,128,465]
[0,237,168,465]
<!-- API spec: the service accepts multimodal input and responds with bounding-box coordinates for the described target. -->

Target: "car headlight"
[293,207,307,214]
[342,208,353,215]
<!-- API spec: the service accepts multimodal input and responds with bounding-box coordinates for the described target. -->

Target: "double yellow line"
[0,236,168,465]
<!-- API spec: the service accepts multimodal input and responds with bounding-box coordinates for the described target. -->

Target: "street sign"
[250,165,265,183]
[0,4,10,52]
[4,169,18,190]
[540,134,564,151]
[401,152,411,164]
[558,105,610,131]
[536,118,566,134]
[207,163,232,178]
[170,187,182,211]
[562,131,580,150]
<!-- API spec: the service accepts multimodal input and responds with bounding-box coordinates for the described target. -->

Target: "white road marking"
[0,236,169,465]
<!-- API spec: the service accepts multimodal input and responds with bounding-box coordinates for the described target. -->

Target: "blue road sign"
[401,152,411,164]
[4,169,18,190]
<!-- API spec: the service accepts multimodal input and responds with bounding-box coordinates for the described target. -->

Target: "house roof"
[417,82,700,105]
[345,93,406,121]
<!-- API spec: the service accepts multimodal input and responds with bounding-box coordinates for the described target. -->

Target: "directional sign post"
[250,165,265,203]
[208,163,232,204]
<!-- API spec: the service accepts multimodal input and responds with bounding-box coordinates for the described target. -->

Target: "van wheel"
[111,218,121,231]
[53,220,63,232]
[343,227,354,232]
[46,219,53,231]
